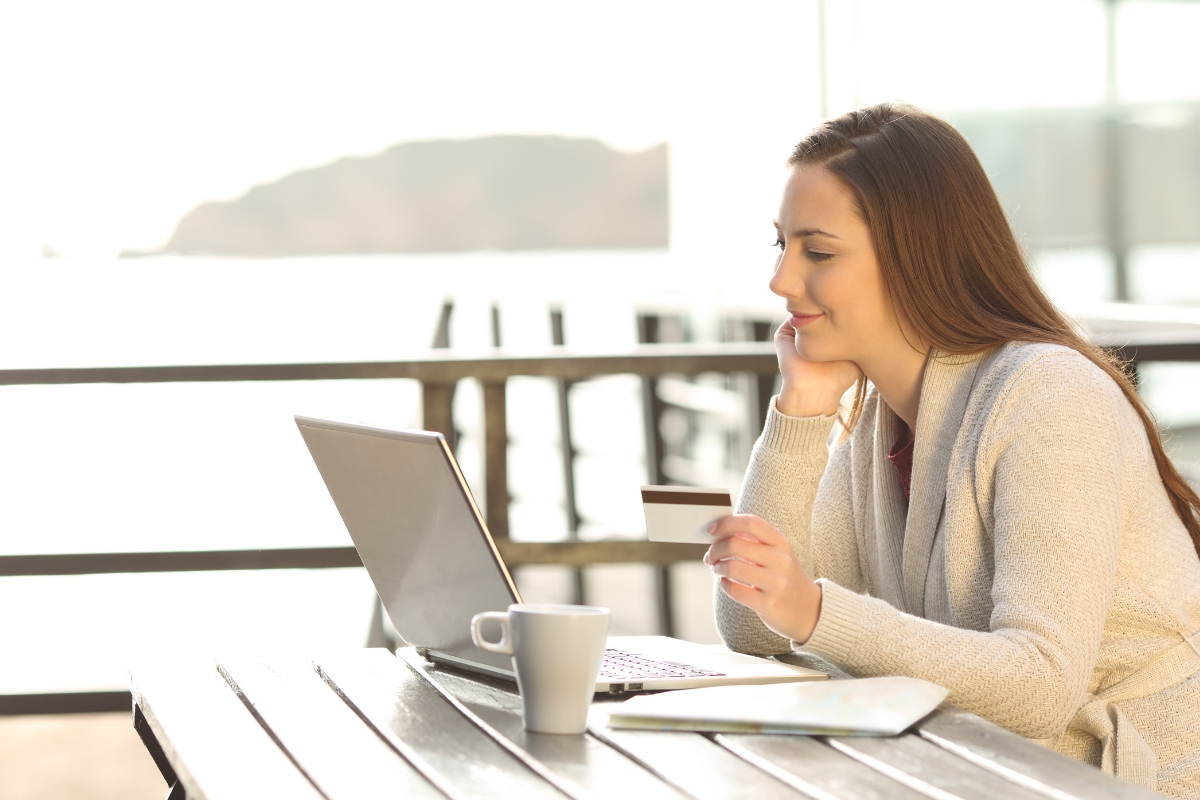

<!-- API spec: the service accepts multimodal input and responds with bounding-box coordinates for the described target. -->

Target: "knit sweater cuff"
[793,579,869,662]
[760,396,837,454]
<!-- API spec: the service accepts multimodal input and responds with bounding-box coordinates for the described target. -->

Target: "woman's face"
[769,164,900,365]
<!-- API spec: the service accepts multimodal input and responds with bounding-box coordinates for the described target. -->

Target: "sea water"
[1,245,1198,693]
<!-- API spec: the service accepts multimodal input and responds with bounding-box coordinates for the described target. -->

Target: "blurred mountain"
[128,136,668,257]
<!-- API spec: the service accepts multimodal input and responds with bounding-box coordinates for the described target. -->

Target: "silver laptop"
[295,416,825,693]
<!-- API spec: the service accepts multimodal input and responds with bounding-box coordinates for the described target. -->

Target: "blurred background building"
[3,1,1200,797]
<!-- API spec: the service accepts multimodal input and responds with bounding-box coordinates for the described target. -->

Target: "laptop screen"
[296,417,519,673]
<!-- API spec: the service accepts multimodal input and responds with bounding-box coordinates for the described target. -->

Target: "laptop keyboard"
[598,648,726,680]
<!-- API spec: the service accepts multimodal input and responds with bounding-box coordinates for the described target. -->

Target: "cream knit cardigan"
[716,342,1200,797]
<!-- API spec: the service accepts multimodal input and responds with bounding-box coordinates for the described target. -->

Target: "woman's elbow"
[964,664,1084,739]
[997,698,1079,740]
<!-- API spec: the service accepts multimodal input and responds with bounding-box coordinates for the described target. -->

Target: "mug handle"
[470,611,513,655]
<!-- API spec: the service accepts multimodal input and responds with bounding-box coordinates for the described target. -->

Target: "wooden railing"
[0,341,780,543]
[0,340,779,713]
[3,318,1199,714]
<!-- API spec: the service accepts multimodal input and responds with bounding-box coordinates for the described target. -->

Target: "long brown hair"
[789,102,1200,559]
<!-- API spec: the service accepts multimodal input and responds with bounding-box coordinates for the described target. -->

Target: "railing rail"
[0,334,1192,390]
[0,343,781,386]
[0,541,709,578]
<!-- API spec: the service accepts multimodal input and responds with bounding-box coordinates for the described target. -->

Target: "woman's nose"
[769,252,803,300]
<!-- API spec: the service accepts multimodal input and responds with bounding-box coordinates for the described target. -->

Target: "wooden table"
[128,647,1160,800]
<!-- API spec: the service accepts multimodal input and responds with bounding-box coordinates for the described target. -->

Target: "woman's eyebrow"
[773,221,841,240]
[793,228,841,239]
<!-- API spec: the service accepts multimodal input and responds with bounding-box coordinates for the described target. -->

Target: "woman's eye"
[807,250,834,263]
[772,238,785,251]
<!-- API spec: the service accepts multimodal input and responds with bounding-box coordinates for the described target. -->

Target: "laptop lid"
[294,416,520,674]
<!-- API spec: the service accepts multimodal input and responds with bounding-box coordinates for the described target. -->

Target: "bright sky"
[2,0,1200,259]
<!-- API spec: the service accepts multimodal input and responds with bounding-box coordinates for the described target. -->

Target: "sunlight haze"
[3,0,1200,259]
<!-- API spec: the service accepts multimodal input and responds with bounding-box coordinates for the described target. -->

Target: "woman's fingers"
[707,514,788,546]
[774,314,865,419]
[717,576,763,609]
[710,556,777,591]
[704,535,774,568]
[704,512,822,644]
[704,538,781,572]
[775,317,797,341]
[703,515,793,570]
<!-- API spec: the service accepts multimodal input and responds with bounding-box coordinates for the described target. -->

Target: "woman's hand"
[704,514,823,643]
[775,318,862,418]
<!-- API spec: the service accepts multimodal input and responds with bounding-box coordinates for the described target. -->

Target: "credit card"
[641,485,733,544]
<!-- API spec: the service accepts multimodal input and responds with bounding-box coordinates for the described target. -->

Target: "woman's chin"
[793,336,834,363]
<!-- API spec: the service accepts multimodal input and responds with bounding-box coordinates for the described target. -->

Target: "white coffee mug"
[470,603,610,734]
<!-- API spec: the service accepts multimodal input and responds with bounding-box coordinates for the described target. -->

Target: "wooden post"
[482,379,509,541]
[638,313,674,638]
[751,320,777,433]
[431,300,453,349]
[423,299,457,448]
[556,381,581,534]
[421,382,456,450]
[552,308,585,604]
[481,304,510,541]
[490,303,503,349]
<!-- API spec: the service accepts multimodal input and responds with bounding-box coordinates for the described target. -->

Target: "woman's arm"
[715,318,864,655]
[713,400,862,654]
[796,352,1126,738]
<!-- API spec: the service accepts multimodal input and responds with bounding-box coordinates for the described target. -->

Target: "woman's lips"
[790,312,823,328]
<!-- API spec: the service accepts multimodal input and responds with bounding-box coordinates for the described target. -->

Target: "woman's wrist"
[791,582,824,645]
[776,383,841,418]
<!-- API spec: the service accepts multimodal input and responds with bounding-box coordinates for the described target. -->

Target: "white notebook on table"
[602,676,948,736]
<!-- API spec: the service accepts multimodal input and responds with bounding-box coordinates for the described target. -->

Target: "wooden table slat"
[396,649,691,800]
[128,659,325,800]
[916,707,1162,800]
[586,709,816,800]
[825,734,1050,800]
[216,655,447,800]
[313,650,567,800]
[715,733,931,800]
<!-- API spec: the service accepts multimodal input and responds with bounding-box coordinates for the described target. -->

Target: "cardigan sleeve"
[714,397,848,655]
[798,352,1127,739]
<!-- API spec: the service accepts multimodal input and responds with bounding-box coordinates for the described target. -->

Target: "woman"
[708,102,1200,797]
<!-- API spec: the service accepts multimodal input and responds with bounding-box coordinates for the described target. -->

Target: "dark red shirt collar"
[888,432,915,501]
